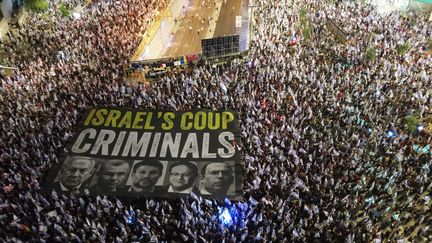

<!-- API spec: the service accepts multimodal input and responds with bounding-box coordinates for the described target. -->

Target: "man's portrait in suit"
[53,156,96,192]
[128,160,164,194]
[164,161,199,194]
[88,159,131,194]
[200,162,234,198]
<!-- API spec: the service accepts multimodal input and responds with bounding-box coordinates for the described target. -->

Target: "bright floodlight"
[417,125,424,131]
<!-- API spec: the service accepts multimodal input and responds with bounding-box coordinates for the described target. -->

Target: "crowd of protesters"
[1,0,431,241]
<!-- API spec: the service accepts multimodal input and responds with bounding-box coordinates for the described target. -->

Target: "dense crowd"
[1,0,431,241]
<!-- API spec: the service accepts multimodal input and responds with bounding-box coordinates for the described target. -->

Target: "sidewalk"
[369,0,430,14]
[130,11,166,61]
[0,17,9,39]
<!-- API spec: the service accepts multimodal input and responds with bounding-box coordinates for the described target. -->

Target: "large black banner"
[43,108,243,200]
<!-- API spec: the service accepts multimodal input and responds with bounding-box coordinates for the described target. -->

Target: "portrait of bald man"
[200,162,234,198]
[53,156,96,193]
[88,159,131,194]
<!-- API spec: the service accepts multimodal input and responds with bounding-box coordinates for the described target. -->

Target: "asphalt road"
[213,0,242,38]
[162,0,242,58]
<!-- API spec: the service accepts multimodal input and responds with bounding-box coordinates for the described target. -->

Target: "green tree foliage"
[404,114,420,133]
[299,8,311,41]
[396,43,410,55]
[427,39,432,51]
[365,47,376,61]
[59,3,70,17]
[25,0,49,13]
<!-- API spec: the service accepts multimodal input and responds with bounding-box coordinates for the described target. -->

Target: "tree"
[25,0,49,13]
[427,39,432,52]
[59,3,71,17]
[404,114,420,134]
[365,47,376,61]
[396,43,410,55]
[299,8,311,41]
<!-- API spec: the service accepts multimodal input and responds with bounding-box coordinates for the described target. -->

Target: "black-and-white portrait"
[161,161,199,194]
[53,156,96,193]
[126,160,166,194]
[88,158,132,194]
[198,161,239,198]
